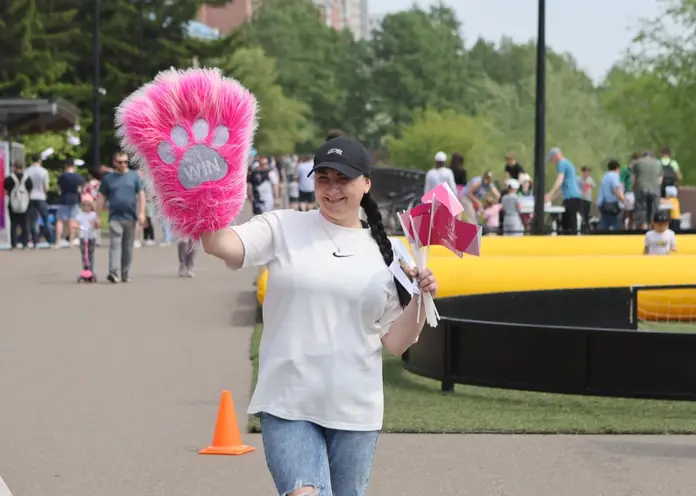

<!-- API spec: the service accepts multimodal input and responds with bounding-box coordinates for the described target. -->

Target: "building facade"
[197,0,368,39]
[197,0,253,35]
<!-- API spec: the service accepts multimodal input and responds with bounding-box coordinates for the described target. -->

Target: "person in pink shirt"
[482,195,502,235]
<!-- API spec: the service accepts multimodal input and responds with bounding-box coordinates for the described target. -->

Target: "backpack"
[662,161,677,187]
[9,173,30,213]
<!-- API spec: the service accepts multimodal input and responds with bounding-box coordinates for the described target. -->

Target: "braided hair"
[360,192,412,308]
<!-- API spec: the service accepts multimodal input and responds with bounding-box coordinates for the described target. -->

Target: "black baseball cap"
[653,210,670,223]
[308,137,372,179]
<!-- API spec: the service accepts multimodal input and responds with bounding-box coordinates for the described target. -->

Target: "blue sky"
[373,0,662,82]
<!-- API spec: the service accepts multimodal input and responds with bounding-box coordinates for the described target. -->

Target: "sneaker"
[107,273,120,284]
[133,240,142,249]
[121,273,131,283]
[178,265,187,277]
[186,270,195,278]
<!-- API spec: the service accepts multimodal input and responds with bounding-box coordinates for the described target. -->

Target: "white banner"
[0,141,26,249]
[0,141,10,248]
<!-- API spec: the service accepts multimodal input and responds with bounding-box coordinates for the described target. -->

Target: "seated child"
[644,210,676,255]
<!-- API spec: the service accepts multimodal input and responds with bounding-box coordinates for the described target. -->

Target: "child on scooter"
[76,194,100,271]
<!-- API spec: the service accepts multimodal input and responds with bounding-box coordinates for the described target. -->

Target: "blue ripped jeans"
[259,413,379,496]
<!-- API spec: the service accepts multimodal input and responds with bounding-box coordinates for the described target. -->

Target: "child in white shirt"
[644,210,676,255]
[76,194,99,270]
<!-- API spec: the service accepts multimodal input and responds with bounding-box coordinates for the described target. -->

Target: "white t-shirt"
[424,167,456,196]
[232,209,402,431]
[296,161,315,193]
[25,164,49,201]
[76,211,98,239]
[644,229,676,255]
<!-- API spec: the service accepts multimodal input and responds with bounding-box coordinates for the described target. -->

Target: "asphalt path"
[0,239,694,495]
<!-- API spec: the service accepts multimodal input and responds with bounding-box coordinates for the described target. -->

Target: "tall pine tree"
[44,0,232,161]
[0,0,80,98]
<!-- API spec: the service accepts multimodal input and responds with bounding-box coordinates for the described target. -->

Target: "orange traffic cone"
[199,390,255,456]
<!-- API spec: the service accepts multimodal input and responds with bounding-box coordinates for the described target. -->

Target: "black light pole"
[532,0,547,235]
[92,0,101,170]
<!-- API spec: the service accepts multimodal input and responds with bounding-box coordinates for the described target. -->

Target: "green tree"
[469,38,594,94]
[601,0,696,182]
[477,60,631,191]
[0,0,80,98]
[369,5,470,135]
[386,108,492,171]
[209,47,312,156]
[601,66,684,150]
[30,0,233,164]
[242,0,350,148]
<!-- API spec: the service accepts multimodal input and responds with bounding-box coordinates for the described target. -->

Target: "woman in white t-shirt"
[201,137,437,496]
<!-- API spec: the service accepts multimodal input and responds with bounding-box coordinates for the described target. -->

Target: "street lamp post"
[92,0,101,170]
[532,0,547,235]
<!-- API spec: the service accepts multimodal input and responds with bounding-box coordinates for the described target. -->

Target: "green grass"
[99,211,109,233]
[247,324,696,434]
[638,321,696,333]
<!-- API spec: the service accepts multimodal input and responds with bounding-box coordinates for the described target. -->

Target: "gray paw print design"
[157,119,230,189]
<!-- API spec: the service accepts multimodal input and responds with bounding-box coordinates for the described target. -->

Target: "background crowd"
[418,146,684,236]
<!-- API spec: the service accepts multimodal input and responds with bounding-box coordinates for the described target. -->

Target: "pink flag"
[429,198,481,257]
[399,203,431,243]
[399,200,481,257]
[421,182,463,217]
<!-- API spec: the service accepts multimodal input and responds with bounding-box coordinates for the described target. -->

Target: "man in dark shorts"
[296,155,315,211]
[55,159,85,248]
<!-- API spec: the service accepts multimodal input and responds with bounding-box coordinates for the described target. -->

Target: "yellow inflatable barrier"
[257,268,268,306]
[430,255,696,297]
[430,254,696,322]
[256,255,696,322]
[393,235,696,257]
[637,289,696,321]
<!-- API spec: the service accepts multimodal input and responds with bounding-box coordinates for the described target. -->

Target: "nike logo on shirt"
[333,251,353,258]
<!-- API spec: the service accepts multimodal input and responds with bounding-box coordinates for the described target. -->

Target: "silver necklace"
[318,215,353,258]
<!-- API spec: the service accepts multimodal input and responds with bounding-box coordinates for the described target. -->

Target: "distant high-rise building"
[197,0,369,40]
[366,13,382,40]
[197,0,253,35]
[317,0,369,40]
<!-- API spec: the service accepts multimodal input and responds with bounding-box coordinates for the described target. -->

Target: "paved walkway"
[1,240,695,495]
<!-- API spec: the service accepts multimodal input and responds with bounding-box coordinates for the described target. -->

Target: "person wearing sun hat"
[424,150,457,195]
[502,178,524,236]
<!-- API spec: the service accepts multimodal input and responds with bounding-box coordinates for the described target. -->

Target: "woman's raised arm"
[201,229,246,270]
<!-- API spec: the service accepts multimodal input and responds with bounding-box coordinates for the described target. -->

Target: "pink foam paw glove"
[115,67,258,240]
